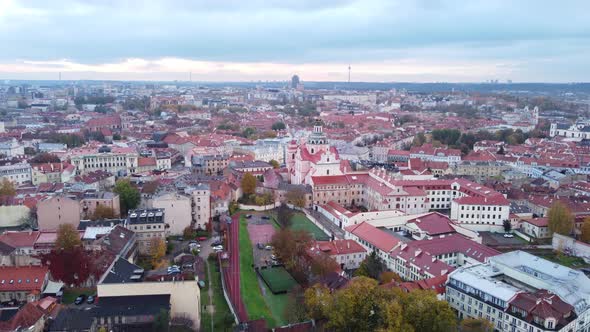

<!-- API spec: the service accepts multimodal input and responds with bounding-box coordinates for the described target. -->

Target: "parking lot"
[480,231,526,246]
[244,213,277,267]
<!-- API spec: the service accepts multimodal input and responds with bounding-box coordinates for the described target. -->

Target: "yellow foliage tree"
[150,237,166,267]
[55,223,82,251]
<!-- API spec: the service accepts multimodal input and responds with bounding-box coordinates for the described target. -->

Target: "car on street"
[189,242,201,249]
[271,254,277,260]
[197,236,208,242]
[211,241,222,247]
[261,216,270,220]
[265,245,273,250]
[245,214,253,219]
[213,245,223,251]
[74,295,87,305]
[257,243,264,249]
[189,240,197,244]
[503,233,514,238]
[86,295,96,304]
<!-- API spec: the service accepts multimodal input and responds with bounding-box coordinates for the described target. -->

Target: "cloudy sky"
[0,0,588,82]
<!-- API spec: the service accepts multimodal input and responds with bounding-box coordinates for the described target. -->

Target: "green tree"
[412,132,426,147]
[153,309,170,331]
[277,203,294,228]
[272,121,286,130]
[269,159,280,169]
[240,172,257,195]
[55,223,82,251]
[114,179,141,216]
[503,219,512,233]
[460,318,494,332]
[548,201,574,235]
[0,178,16,197]
[355,251,386,280]
[304,284,331,320]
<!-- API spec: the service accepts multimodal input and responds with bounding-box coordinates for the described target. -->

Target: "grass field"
[259,266,298,294]
[290,213,330,240]
[62,288,95,304]
[200,258,235,331]
[239,215,277,327]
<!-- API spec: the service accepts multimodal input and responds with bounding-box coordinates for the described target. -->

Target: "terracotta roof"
[0,266,48,292]
[0,302,46,331]
[313,240,367,255]
[406,212,456,235]
[0,231,40,248]
[345,222,400,252]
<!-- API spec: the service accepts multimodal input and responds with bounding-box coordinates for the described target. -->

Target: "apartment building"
[37,195,81,231]
[69,146,138,176]
[150,193,192,235]
[125,209,166,255]
[0,163,31,185]
[187,184,211,230]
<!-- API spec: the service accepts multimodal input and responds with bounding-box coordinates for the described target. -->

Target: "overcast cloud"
[0,0,588,82]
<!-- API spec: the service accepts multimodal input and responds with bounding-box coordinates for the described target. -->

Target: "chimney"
[347,241,350,249]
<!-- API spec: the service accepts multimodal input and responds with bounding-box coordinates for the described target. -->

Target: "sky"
[0,0,589,82]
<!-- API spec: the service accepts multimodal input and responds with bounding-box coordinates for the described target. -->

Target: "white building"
[0,139,24,158]
[186,184,211,230]
[69,147,138,175]
[0,163,31,185]
[446,251,590,332]
[450,195,511,232]
[150,193,192,236]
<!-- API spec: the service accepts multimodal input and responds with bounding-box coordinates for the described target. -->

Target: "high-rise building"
[291,75,300,89]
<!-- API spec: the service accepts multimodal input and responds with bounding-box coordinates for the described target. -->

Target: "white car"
[189,243,201,249]
[503,233,514,238]
[213,245,224,251]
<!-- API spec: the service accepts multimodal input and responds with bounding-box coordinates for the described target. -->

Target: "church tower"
[307,119,328,154]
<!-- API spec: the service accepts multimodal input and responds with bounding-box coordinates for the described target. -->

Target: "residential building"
[37,195,81,231]
[187,184,211,230]
[309,240,367,270]
[0,163,31,185]
[192,154,229,176]
[69,146,138,176]
[80,191,121,219]
[520,217,551,239]
[0,266,49,304]
[0,139,24,158]
[125,209,166,255]
[31,162,76,185]
[450,194,510,232]
[150,192,192,235]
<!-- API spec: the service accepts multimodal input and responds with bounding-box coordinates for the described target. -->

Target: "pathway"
[308,209,345,239]
[205,259,215,332]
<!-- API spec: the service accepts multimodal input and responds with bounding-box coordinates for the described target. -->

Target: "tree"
[460,318,494,332]
[229,201,239,215]
[150,237,167,267]
[272,121,286,131]
[355,251,386,280]
[304,284,331,320]
[286,188,307,208]
[548,201,574,235]
[40,247,97,286]
[114,179,141,216]
[0,178,16,197]
[55,223,82,251]
[269,159,280,169]
[402,290,457,332]
[271,228,312,276]
[183,226,195,240]
[91,205,116,220]
[153,309,170,332]
[503,219,512,233]
[277,203,294,228]
[310,252,339,278]
[379,271,402,284]
[581,218,590,243]
[30,152,61,164]
[240,173,257,196]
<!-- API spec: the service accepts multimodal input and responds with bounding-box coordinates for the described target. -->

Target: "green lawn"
[239,216,277,327]
[290,213,330,240]
[62,288,95,304]
[200,258,235,331]
[260,281,290,327]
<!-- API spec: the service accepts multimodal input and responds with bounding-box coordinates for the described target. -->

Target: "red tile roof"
[0,231,40,248]
[406,212,456,235]
[313,240,367,255]
[0,266,48,292]
[344,222,400,252]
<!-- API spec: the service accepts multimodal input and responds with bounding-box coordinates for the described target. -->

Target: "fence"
[238,202,281,211]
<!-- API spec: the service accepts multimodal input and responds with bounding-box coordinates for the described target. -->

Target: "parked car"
[189,243,201,249]
[178,237,184,242]
[213,245,223,251]
[271,254,277,260]
[261,216,270,220]
[245,214,253,219]
[257,243,264,250]
[197,236,208,242]
[265,245,273,251]
[211,241,222,247]
[74,295,87,305]
[86,295,95,304]
[503,233,514,238]
[189,240,198,245]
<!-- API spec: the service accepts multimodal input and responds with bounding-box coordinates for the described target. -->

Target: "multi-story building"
[450,195,510,232]
[0,163,31,185]
[309,240,367,270]
[31,162,76,185]
[446,251,590,332]
[453,161,509,180]
[125,209,166,255]
[187,185,211,230]
[0,266,49,304]
[69,146,138,176]
[409,144,461,165]
[519,217,551,239]
[37,195,81,231]
[191,155,229,176]
[550,122,590,139]
[0,139,24,158]
[150,193,192,235]
[80,191,121,219]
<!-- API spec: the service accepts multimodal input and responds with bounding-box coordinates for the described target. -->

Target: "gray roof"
[101,257,143,284]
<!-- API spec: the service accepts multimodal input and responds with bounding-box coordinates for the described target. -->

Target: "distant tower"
[291,75,300,89]
[348,65,351,83]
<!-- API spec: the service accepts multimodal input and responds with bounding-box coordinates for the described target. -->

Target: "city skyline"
[0,0,589,82]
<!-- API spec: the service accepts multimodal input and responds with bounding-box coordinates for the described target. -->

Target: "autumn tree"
[304,283,331,320]
[269,159,280,169]
[30,152,60,164]
[271,228,312,282]
[379,271,402,284]
[286,187,307,208]
[114,179,141,216]
[240,172,257,196]
[402,290,457,332]
[40,247,97,286]
[548,201,574,235]
[55,223,82,251]
[91,205,116,220]
[151,237,167,267]
[277,203,294,228]
[460,318,494,332]
[355,251,386,280]
[0,178,16,197]
[310,252,339,278]
[581,218,590,243]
